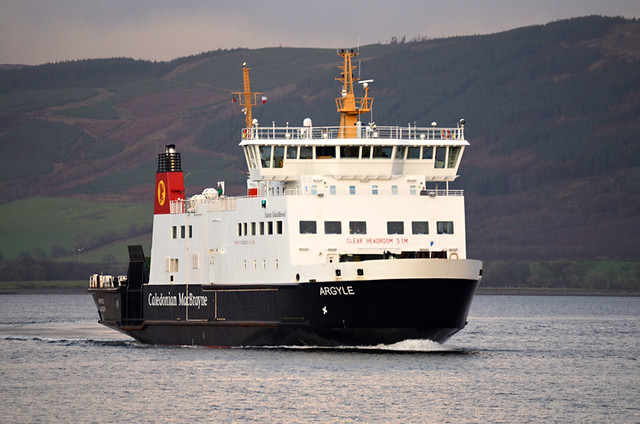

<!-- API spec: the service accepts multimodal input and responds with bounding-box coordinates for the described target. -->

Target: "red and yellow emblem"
[157,180,166,206]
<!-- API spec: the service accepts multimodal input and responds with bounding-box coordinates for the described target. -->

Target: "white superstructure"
[148,51,480,289]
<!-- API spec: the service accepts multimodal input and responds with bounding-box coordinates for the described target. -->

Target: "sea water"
[0,293,638,423]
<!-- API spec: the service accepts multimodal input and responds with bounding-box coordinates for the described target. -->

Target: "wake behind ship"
[89,50,483,347]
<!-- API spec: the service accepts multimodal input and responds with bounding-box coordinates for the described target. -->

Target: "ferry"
[89,50,483,347]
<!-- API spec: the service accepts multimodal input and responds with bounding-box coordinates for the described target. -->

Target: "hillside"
[0,16,639,287]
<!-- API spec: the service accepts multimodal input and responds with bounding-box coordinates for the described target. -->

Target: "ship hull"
[90,277,479,347]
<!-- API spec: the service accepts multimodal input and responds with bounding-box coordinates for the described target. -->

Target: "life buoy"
[242,129,247,139]
[450,252,458,259]
[441,129,451,139]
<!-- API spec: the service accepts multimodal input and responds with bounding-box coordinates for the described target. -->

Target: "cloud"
[0,0,638,65]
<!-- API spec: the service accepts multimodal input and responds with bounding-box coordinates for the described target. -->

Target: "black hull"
[90,278,479,347]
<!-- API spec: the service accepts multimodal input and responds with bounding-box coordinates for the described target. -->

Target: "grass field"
[0,197,152,261]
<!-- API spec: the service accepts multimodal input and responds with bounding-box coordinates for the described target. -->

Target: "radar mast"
[233,62,263,129]
[335,49,373,138]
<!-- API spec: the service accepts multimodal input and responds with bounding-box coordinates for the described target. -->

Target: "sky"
[1,0,638,66]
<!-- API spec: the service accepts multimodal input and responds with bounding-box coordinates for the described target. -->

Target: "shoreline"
[1,285,639,297]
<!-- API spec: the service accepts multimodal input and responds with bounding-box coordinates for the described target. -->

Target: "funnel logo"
[157,180,166,206]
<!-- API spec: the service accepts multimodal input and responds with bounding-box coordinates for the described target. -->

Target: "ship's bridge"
[240,120,468,182]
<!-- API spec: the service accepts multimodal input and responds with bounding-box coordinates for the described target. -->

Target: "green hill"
[0,16,639,288]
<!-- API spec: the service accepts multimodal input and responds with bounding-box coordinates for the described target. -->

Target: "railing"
[170,189,463,214]
[243,124,464,142]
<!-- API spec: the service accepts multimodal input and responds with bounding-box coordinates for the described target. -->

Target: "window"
[387,221,404,234]
[410,185,416,195]
[435,147,446,168]
[448,146,461,168]
[361,146,371,159]
[286,146,297,159]
[273,146,285,168]
[260,222,265,235]
[277,221,283,235]
[299,146,313,159]
[243,222,247,236]
[299,220,317,234]
[372,185,378,195]
[324,221,342,234]
[340,146,359,158]
[437,221,454,234]
[259,145,272,168]
[422,146,433,160]
[407,146,421,159]
[412,221,429,234]
[395,146,406,159]
[189,225,193,238]
[181,225,185,238]
[172,226,177,239]
[349,221,367,235]
[237,223,242,236]
[311,185,318,195]
[316,146,336,159]
[349,185,356,195]
[251,222,256,236]
[268,221,274,235]
[373,146,393,158]
[391,185,398,195]
[330,185,336,195]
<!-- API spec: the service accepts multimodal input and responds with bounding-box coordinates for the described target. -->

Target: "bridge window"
[245,146,257,169]
[423,146,433,160]
[286,146,297,159]
[273,146,285,168]
[448,146,461,168]
[437,221,454,234]
[340,146,359,158]
[373,146,393,159]
[316,146,336,159]
[395,146,406,159]
[412,221,429,234]
[259,145,272,168]
[407,146,421,159]
[324,221,342,234]
[387,221,404,234]
[299,146,313,160]
[361,146,371,159]
[299,220,317,234]
[349,221,367,235]
[435,147,446,168]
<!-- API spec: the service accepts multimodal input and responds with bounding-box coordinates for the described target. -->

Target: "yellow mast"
[233,62,263,130]
[335,49,372,138]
